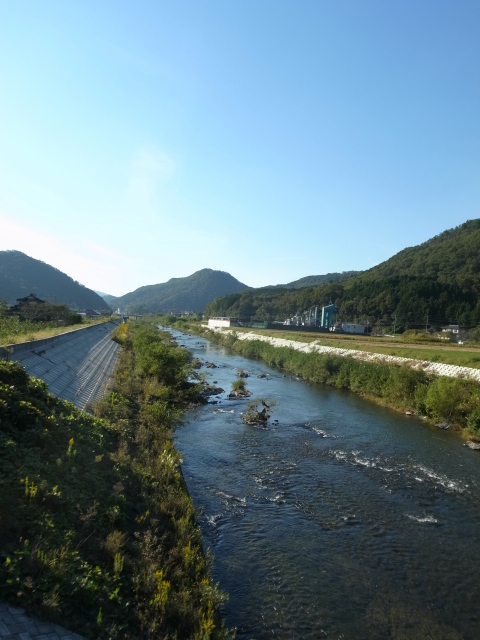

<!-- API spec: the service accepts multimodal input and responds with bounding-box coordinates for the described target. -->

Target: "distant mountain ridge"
[0,251,111,311]
[205,220,480,329]
[109,268,250,313]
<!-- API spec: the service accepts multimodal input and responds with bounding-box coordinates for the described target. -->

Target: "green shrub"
[424,377,471,422]
[231,378,245,392]
[383,366,427,408]
[467,407,480,436]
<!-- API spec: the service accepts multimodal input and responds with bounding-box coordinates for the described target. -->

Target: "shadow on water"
[170,329,480,640]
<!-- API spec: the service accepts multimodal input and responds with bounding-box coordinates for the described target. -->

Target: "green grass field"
[231,327,480,369]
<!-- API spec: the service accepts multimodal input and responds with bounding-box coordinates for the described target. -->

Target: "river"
[170,329,480,639]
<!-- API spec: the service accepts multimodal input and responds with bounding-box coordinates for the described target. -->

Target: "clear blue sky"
[0,1,479,295]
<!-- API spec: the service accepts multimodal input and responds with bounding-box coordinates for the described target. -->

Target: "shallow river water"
[170,330,480,639]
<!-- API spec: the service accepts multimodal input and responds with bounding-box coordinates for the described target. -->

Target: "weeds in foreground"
[0,322,230,638]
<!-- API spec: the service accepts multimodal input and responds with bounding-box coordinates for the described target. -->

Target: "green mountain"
[355,219,480,291]
[109,268,250,313]
[205,220,480,330]
[0,251,111,312]
[274,271,360,289]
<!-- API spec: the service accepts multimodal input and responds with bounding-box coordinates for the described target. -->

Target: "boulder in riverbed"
[228,389,252,399]
[203,386,225,397]
[465,441,480,450]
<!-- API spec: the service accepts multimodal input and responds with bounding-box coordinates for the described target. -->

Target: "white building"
[208,317,241,328]
[442,324,460,335]
[342,323,365,334]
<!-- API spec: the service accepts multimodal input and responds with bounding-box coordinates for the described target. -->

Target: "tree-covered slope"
[206,220,480,329]
[274,271,360,289]
[356,218,480,292]
[110,268,250,313]
[0,251,110,311]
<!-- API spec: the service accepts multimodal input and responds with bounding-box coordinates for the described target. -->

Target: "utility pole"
[393,313,396,336]
[425,315,428,334]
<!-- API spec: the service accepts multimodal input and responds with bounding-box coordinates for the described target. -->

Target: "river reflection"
[170,329,480,639]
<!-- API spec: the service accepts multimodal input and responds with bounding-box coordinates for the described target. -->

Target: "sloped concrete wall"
[2,320,122,411]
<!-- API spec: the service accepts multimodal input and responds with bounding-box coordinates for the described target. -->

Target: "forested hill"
[109,268,250,313]
[357,218,480,291]
[273,271,360,289]
[0,251,111,311]
[205,220,480,330]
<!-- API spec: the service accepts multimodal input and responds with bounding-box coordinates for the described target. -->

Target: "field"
[229,327,480,369]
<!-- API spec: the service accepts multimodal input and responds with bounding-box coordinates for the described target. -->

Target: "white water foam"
[410,463,466,494]
[406,514,438,524]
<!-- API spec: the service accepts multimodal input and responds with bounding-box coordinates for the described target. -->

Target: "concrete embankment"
[209,328,480,383]
[0,320,121,410]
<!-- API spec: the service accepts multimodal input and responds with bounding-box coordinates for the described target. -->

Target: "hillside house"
[8,293,47,320]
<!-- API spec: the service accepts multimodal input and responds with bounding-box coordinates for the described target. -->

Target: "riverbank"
[0,321,229,639]
[163,319,480,442]
[230,326,480,369]
[172,328,480,639]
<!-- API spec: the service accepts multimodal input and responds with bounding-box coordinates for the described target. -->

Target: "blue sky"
[0,1,479,295]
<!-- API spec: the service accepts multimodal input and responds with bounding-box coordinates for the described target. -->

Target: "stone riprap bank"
[0,321,121,410]
[208,328,480,383]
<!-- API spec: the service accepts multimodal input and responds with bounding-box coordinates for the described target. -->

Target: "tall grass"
[0,322,229,638]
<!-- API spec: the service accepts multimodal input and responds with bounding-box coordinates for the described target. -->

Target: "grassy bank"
[0,321,229,639]
[161,318,480,440]
[0,315,113,346]
[229,328,480,369]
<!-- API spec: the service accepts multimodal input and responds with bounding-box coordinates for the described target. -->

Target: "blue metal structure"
[321,303,337,329]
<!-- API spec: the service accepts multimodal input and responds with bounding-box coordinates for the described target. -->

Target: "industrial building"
[342,323,365,334]
[207,304,369,336]
[285,304,338,330]
[208,317,241,328]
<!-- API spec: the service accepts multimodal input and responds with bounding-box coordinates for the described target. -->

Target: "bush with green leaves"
[0,323,229,639]
[467,407,480,437]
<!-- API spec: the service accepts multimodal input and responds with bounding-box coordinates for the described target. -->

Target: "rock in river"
[465,441,480,450]
[203,386,224,397]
